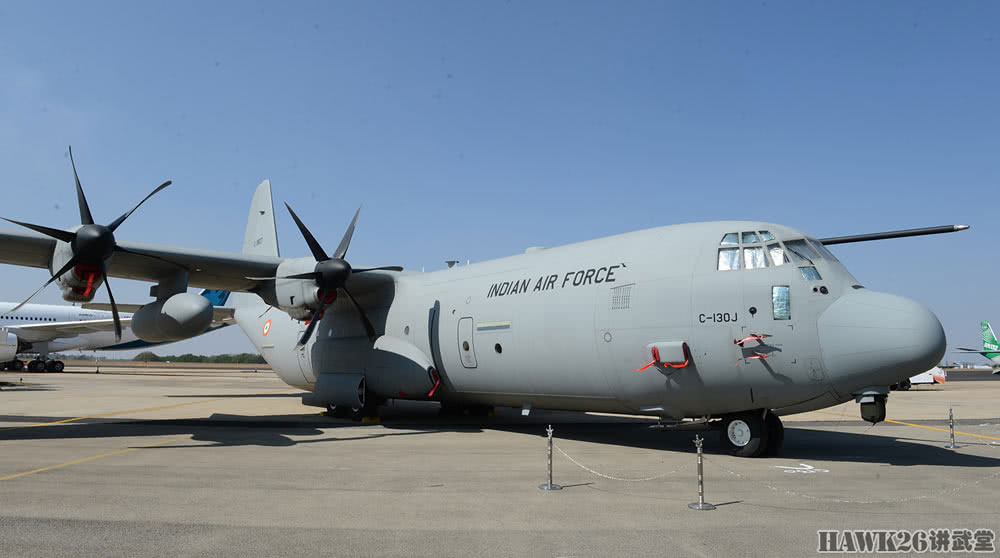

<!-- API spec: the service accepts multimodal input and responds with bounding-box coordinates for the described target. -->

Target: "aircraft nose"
[818,291,946,394]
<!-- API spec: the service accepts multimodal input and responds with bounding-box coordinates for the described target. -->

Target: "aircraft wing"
[955,348,999,356]
[0,228,394,294]
[10,317,134,343]
[82,303,236,324]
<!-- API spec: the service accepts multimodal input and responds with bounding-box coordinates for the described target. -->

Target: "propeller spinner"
[2,146,171,341]
[280,203,401,347]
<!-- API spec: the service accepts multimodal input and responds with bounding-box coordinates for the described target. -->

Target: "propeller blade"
[353,266,403,273]
[342,286,376,343]
[100,263,122,341]
[107,180,172,232]
[282,272,323,280]
[296,289,327,348]
[244,272,321,281]
[68,146,95,225]
[11,256,80,312]
[114,246,189,270]
[334,206,360,260]
[1,218,76,243]
[284,202,329,262]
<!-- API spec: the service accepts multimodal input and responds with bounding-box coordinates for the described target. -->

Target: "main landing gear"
[718,410,783,457]
[2,359,25,371]
[325,396,383,423]
[25,360,64,373]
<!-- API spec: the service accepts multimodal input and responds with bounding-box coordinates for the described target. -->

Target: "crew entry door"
[458,317,478,368]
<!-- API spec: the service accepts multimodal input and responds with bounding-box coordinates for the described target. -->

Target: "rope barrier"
[554,443,676,482]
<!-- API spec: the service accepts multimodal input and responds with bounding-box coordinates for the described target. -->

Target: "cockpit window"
[759,230,775,242]
[767,243,788,266]
[741,231,759,244]
[808,238,839,262]
[718,247,740,270]
[743,246,768,269]
[720,233,739,246]
[799,266,822,280]
[783,239,818,264]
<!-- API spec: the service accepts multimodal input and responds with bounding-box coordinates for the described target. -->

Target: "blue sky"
[0,1,996,357]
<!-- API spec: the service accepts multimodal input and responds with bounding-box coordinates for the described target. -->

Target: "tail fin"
[981,320,1000,358]
[200,289,230,307]
[232,180,279,309]
[243,180,280,258]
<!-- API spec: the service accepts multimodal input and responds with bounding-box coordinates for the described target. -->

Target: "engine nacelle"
[0,328,18,362]
[51,238,105,303]
[269,258,321,320]
[132,293,213,343]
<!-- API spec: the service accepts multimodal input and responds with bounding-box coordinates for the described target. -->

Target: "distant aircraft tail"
[200,289,230,307]
[981,320,1000,359]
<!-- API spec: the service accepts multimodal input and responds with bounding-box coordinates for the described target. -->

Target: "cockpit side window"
[783,239,818,264]
[720,233,739,246]
[808,238,839,262]
[759,230,775,242]
[772,286,791,320]
[799,266,822,280]
[718,247,740,270]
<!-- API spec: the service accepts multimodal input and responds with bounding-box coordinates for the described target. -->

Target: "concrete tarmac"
[2,367,999,558]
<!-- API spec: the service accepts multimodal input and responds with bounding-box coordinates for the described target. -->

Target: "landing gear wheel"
[28,360,44,372]
[326,405,351,419]
[12,359,24,372]
[45,360,64,373]
[764,413,784,457]
[719,412,769,457]
[351,397,380,423]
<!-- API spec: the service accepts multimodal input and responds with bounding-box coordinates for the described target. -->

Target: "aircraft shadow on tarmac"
[1,406,999,467]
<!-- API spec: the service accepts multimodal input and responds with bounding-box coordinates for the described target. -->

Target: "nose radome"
[818,291,946,395]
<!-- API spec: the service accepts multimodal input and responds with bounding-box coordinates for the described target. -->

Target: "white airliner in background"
[1,290,231,372]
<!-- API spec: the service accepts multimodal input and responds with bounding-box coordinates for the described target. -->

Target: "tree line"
[132,351,267,364]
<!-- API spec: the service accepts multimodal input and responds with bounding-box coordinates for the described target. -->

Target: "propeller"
[279,203,401,347]
[1,146,171,340]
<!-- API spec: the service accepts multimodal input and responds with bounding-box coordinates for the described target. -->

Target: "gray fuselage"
[235,220,945,419]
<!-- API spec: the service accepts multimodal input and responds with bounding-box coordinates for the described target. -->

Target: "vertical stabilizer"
[981,320,1000,359]
[243,180,280,258]
[233,180,279,310]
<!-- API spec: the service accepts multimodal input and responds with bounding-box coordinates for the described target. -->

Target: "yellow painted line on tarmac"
[884,419,1000,442]
[0,435,191,482]
[0,398,224,431]
[809,409,1000,441]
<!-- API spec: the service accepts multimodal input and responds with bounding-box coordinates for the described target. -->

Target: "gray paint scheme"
[0,180,947,426]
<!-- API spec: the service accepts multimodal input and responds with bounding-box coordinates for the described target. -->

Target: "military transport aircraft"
[0,149,967,457]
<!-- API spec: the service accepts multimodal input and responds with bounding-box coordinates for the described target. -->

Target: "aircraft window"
[741,231,759,244]
[743,246,768,269]
[720,233,739,246]
[772,286,791,320]
[808,238,839,262]
[799,266,822,280]
[718,248,740,271]
[783,239,818,264]
[768,243,789,266]
[759,231,775,242]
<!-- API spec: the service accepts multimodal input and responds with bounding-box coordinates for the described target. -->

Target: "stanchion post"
[688,434,715,511]
[539,424,562,491]
[944,407,960,449]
